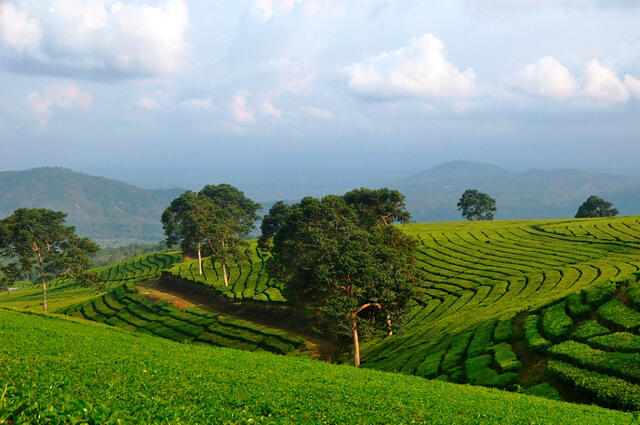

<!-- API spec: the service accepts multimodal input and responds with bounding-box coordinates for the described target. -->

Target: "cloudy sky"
[1,0,639,189]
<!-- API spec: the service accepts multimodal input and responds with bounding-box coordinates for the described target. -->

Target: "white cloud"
[0,1,42,51]
[344,34,476,100]
[1,0,189,79]
[301,105,333,119]
[259,57,313,95]
[137,96,159,110]
[513,56,578,99]
[260,100,282,119]
[625,75,640,99]
[179,98,213,109]
[584,60,629,104]
[250,0,301,20]
[231,91,255,123]
[26,82,91,126]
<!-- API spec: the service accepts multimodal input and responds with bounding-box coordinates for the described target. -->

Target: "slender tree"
[0,208,99,313]
[258,201,290,250]
[161,191,213,275]
[575,195,619,218]
[268,195,416,366]
[457,189,497,221]
[199,184,261,287]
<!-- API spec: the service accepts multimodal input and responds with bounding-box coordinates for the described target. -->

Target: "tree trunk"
[386,314,393,336]
[197,242,203,276]
[42,276,48,313]
[222,262,229,287]
[352,319,360,367]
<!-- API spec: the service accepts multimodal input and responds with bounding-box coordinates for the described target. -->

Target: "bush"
[524,315,551,351]
[523,383,563,401]
[598,300,640,331]
[490,343,522,373]
[541,302,573,340]
[548,360,640,410]
[468,321,495,358]
[549,341,640,381]
[415,350,446,379]
[566,293,591,318]
[572,320,610,341]
[588,332,640,353]
[626,283,640,311]
[583,281,617,307]
[493,318,513,343]
[464,355,518,390]
[441,331,473,372]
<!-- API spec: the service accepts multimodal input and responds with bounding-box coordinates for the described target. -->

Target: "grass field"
[0,308,634,425]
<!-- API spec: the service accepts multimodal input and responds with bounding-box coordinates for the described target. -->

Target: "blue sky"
[1,0,639,189]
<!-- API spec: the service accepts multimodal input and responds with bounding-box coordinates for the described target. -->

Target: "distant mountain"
[395,161,640,222]
[0,168,184,246]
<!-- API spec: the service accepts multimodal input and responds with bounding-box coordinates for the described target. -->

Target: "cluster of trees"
[161,184,261,286]
[260,188,417,366]
[0,209,99,312]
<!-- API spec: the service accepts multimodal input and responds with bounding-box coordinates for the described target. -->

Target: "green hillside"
[0,308,633,425]
[0,167,184,246]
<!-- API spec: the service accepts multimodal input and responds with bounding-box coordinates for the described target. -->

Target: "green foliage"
[548,360,640,411]
[572,320,610,340]
[584,281,618,307]
[541,302,573,340]
[1,309,632,425]
[268,194,416,355]
[490,343,522,373]
[258,200,290,250]
[90,241,167,267]
[588,332,640,353]
[493,318,513,343]
[575,196,619,219]
[464,355,518,389]
[467,320,495,358]
[343,187,411,227]
[0,208,99,312]
[441,331,473,373]
[566,293,592,318]
[627,282,640,310]
[457,189,497,221]
[524,314,551,351]
[550,341,640,381]
[597,299,640,331]
[523,383,563,401]
[415,350,446,378]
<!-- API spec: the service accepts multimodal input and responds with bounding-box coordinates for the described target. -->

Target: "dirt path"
[136,279,337,361]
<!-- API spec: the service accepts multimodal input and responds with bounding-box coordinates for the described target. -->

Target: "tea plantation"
[0,308,634,425]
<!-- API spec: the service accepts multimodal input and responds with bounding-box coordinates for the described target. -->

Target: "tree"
[199,184,261,287]
[161,191,215,276]
[258,201,290,250]
[0,208,99,313]
[575,195,619,218]
[267,195,416,367]
[457,189,497,221]
[343,187,411,227]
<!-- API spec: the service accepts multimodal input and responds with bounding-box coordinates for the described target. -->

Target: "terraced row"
[64,283,307,355]
[362,217,640,383]
[166,241,285,303]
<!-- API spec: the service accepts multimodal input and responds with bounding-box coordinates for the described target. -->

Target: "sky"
[1,0,640,190]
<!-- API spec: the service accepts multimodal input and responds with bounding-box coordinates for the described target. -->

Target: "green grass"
[1,308,634,425]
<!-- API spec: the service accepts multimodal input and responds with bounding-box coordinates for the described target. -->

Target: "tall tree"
[161,191,214,275]
[199,184,261,287]
[258,201,290,250]
[575,195,619,218]
[0,208,99,313]
[343,187,411,227]
[268,195,416,366]
[457,189,497,221]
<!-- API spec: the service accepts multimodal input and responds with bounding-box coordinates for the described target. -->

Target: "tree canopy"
[457,189,497,221]
[343,187,411,227]
[266,193,416,366]
[575,195,619,218]
[162,184,261,284]
[0,208,99,312]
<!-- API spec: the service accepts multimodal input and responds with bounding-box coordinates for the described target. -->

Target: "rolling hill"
[0,307,633,424]
[395,161,640,222]
[0,167,184,246]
